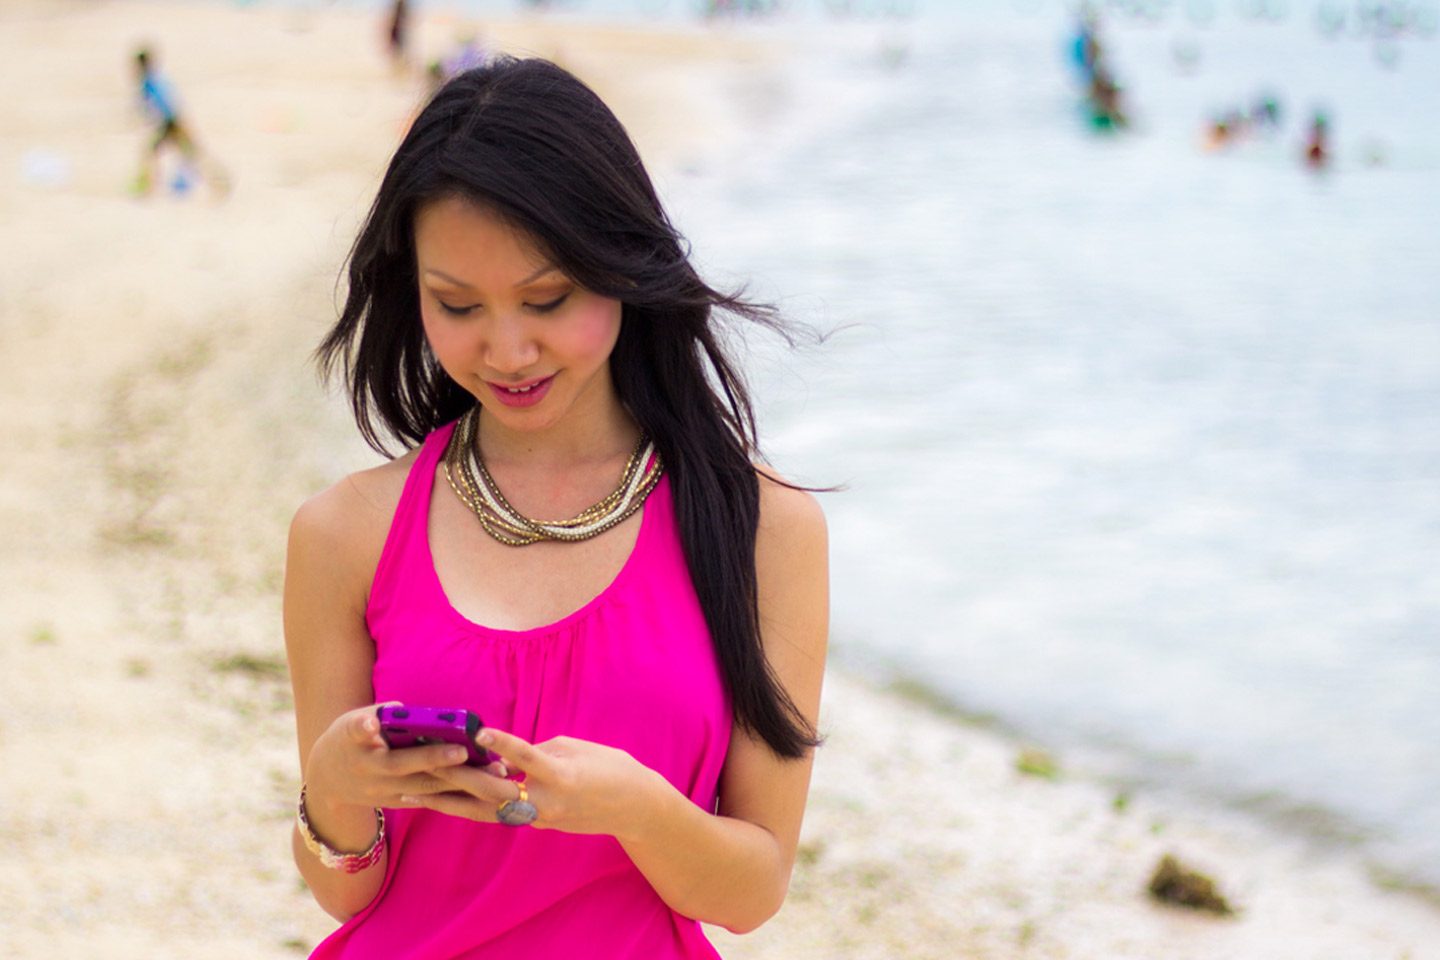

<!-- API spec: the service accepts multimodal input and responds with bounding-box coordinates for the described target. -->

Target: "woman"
[283,57,829,958]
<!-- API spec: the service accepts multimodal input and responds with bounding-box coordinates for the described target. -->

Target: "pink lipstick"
[488,374,554,408]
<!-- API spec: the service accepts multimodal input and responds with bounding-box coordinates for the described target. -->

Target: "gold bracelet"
[296,785,386,874]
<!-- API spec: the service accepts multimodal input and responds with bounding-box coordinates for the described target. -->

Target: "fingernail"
[478,731,494,745]
[399,795,416,805]
[447,748,466,762]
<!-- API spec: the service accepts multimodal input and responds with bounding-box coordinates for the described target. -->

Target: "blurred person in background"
[284,56,829,958]
[1069,7,1101,81]
[1067,8,1127,131]
[426,32,490,95]
[386,0,411,71]
[132,46,226,199]
[1304,109,1331,169]
[1086,58,1128,131]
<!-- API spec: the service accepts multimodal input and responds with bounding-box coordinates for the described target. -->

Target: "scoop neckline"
[423,443,658,641]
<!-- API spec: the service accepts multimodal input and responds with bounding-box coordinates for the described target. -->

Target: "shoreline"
[859,656,1440,911]
[719,669,1440,959]
[1,1,1438,956]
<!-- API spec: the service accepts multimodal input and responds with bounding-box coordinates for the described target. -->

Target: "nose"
[482,312,540,376]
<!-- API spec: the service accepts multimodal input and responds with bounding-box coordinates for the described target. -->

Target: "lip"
[486,374,555,408]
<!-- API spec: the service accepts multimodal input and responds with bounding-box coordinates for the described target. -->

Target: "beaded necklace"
[442,407,663,547]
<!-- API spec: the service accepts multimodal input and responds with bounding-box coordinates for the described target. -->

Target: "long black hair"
[317,56,818,759]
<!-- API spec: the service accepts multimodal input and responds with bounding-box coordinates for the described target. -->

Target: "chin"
[476,398,565,431]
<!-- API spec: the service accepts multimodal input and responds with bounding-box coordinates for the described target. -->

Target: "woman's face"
[414,196,624,439]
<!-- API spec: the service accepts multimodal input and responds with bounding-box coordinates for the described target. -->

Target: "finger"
[387,771,468,797]
[380,743,471,776]
[477,728,546,775]
[348,701,405,747]
[430,764,522,803]
[398,790,493,821]
[349,707,386,747]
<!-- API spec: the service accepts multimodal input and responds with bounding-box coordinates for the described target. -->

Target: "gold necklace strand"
[449,421,661,545]
[456,407,644,526]
[464,410,646,527]
[462,407,658,537]
[443,414,522,542]
[470,423,649,529]
[446,414,546,545]
[444,409,663,546]
[451,409,654,536]
[444,457,537,546]
[465,430,660,541]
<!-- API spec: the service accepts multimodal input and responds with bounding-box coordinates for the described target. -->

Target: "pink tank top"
[310,422,732,959]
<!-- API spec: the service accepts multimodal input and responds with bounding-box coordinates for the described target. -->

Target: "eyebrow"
[423,265,562,289]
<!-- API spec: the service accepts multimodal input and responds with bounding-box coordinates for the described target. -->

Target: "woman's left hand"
[399,728,664,840]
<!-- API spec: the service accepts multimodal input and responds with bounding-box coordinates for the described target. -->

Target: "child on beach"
[283,57,829,958]
[132,46,227,198]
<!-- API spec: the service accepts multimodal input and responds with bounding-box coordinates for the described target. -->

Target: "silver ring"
[497,780,537,827]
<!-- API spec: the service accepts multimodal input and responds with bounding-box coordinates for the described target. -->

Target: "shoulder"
[753,464,827,556]
[288,449,421,578]
[750,465,829,690]
[751,465,828,644]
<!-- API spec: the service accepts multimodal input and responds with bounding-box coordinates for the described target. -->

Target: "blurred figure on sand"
[387,0,411,71]
[428,32,490,94]
[132,46,228,199]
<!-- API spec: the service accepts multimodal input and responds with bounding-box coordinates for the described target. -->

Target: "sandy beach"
[1,1,1439,956]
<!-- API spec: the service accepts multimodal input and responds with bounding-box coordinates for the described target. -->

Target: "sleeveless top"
[310,422,732,960]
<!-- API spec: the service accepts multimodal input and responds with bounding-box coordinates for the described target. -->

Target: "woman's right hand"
[303,704,494,814]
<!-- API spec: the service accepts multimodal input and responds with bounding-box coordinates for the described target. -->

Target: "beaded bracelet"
[296,785,387,874]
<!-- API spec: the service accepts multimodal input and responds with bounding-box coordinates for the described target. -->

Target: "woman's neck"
[474,397,640,475]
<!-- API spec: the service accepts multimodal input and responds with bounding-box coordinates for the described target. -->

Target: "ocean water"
[224,0,1440,890]
[647,0,1440,889]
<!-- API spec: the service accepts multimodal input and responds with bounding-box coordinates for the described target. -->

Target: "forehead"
[413,196,551,276]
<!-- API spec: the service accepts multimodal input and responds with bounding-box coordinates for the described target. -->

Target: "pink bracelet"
[297,785,387,874]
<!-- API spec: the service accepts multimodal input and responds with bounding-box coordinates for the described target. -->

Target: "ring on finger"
[497,780,538,827]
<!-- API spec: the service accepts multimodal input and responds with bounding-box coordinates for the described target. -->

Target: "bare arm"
[284,461,470,920]
[619,475,829,931]
[283,479,389,919]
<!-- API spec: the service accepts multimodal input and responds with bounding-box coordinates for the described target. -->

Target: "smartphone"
[375,705,496,767]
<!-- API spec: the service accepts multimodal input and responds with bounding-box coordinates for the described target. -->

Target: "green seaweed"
[1147,854,1235,916]
[1015,747,1059,780]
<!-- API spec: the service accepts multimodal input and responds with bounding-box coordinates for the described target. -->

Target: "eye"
[437,301,478,317]
[528,292,571,314]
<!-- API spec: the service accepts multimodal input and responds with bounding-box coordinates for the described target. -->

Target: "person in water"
[1304,110,1331,170]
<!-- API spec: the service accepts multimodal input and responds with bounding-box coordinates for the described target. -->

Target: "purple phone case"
[376,705,495,767]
